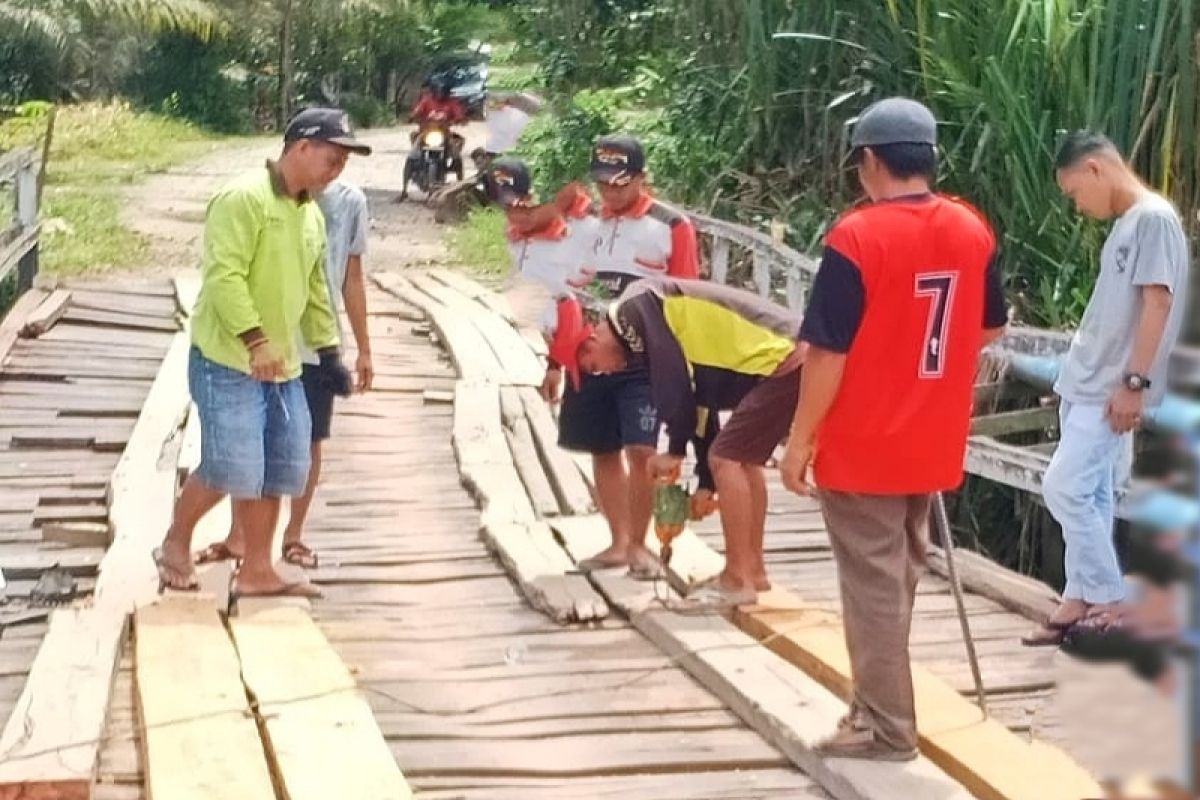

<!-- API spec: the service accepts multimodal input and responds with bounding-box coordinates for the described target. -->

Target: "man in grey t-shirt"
[1024,131,1189,646]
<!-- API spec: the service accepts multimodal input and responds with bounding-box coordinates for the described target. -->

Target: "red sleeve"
[667,218,699,278]
[413,97,432,118]
[451,100,468,122]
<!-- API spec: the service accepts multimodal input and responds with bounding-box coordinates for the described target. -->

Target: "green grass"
[1,101,234,276]
[448,206,510,277]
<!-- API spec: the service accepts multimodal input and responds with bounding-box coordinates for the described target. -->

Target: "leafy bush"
[128,32,253,134]
[339,94,393,129]
[517,89,622,193]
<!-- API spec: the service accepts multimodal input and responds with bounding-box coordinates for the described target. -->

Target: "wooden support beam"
[971,381,1041,410]
[969,406,1058,438]
[733,589,1104,800]
[135,596,277,800]
[229,604,413,800]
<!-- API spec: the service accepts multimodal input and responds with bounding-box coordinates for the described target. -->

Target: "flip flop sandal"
[153,547,199,593]
[193,542,243,565]
[668,584,757,615]
[576,556,628,572]
[627,561,665,581]
[1020,619,1075,647]
[231,580,324,600]
[282,542,319,569]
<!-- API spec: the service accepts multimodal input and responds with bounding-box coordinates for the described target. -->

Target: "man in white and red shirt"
[560,135,700,575]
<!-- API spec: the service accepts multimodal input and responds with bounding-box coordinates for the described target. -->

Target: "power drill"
[653,469,689,569]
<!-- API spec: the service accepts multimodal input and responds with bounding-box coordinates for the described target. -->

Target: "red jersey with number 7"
[799,194,1007,494]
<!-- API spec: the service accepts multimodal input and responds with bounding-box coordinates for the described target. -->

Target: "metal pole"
[932,492,989,716]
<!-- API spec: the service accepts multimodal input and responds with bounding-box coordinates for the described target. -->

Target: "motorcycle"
[401,117,463,201]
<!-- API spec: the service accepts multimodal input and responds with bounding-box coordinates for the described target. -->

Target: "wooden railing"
[0,147,40,296]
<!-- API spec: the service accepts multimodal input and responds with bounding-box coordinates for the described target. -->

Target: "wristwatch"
[1123,372,1152,392]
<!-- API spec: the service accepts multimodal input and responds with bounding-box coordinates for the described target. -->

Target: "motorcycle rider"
[402,79,467,199]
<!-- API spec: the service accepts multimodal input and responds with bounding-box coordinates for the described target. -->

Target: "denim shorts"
[557,369,659,454]
[188,347,312,498]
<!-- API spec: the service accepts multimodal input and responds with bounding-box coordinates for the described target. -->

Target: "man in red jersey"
[780,98,1009,760]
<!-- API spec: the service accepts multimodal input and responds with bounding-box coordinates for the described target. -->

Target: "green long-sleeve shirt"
[190,163,339,380]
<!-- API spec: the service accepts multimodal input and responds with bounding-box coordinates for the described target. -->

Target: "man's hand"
[779,439,815,496]
[648,453,683,483]
[355,352,374,393]
[1105,386,1145,433]
[690,488,718,521]
[248,340,286,382]
[540,367,562,404]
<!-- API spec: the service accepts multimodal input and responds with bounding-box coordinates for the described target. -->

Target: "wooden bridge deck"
[0,269,1165,798]
[86,282,828,799]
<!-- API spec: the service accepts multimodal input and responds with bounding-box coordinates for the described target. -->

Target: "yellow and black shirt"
[610,277,801,461]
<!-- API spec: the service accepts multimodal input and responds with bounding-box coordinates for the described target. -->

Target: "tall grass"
[514,0,1200,330]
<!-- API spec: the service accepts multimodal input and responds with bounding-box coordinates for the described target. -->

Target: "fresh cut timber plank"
[732,589,1104,800]
[0,288,49,369]
[632,608,976,800]
[229,603,413,800]
[135,596,276,800]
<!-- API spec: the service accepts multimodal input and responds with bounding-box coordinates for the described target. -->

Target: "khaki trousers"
[818,490,932,750]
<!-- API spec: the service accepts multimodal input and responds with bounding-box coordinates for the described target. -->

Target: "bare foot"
[1047,597,1090,626]
[578,544,632,569]
[232,565,322,598]
[155,538,198,590]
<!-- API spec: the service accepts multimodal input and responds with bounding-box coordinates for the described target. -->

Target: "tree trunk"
[278,0,295,129]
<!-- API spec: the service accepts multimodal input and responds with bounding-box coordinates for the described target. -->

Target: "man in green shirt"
[153,107,370,598]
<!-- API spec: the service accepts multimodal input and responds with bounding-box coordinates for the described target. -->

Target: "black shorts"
[558,370,659,454]
[300,364,335,443]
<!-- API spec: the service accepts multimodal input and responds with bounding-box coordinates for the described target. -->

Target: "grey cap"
[850,98,937,148]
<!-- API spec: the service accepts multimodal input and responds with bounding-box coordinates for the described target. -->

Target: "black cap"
[283,107,371,156]
[590,135,645,185]
[488,158,534,207]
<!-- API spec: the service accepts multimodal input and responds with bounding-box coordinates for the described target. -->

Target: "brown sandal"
[282,542,319,569]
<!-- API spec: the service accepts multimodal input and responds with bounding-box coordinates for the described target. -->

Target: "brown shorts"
[709,349,802,466]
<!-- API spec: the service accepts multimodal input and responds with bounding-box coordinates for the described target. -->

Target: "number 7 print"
[915,272,959,378]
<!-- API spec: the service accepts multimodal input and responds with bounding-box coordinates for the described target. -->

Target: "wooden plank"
[42,521,112,548]
[632,607,976,800]
[732,589,1104,800]
[229,603,413,800]
[925,545,1057,623]
[505,416,560,518]
[0,288,49,368]
[0,607,124,800]
[61,307,179,333]
[426,267,516,324]
[372,273,506,383]
[135,596,276,800]
[518,388,594,516]
[969,406,1058,438]
[408,272,543,387]
[0,283,195,796]
[19,289,72,338]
